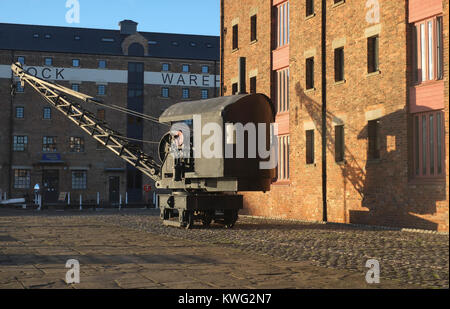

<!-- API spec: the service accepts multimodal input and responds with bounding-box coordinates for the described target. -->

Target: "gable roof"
[0,22,219,61]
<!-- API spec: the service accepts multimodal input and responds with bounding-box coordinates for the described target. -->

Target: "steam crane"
[11,60,276,229]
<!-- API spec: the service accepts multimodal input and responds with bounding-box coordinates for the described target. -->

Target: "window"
[97,85,106,95]
[15,107,24,119]
[148,40,158,45]
[13,136,28,152]
[413,16,444,83]
[250,76,257,94]
[74,35,81,40]
[368,120,380,160]
[182,88,190,99]
[71,84,80,92]
[413,111,445,178]
[43,107,51,120]
[162,63,170,71]
[306,57,314,89]
[334,47,344,82]
[72,59,80,67]
[306,0,314,16]
[276,68,290,113]
[33,33,39,39]
[278,135,290,180]
[72,171,87,190]
[232,24,239,50]
[250,15,257,42]
[44,57,53,66]
[201,65,209,73]
[44,34,51,39]
[190,42,197,47]
[276,1,289,48]
[17,56,25,65]
[171,41,179,46]
[182,64,190,73]
[16,82,24,93]
[201,89,209,99]
[306,130,315,164]
[101,38,114,42]
[232,83,238,95]
[367,36,379,73]
[69,137,84,153]
[335,125,345,162]
[98,60,106,69]
[14,169,30,189]
[43,136,57,152]
[161,87,169,98]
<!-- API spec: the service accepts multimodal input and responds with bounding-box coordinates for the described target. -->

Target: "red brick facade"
[221,0,449,231]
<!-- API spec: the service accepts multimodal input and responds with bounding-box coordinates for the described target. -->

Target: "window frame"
[201,89,209,99]
[412,110,445,179]
[43,107,52,120]
[13,136,28,152]
[15,106,24,119]
[69,137,85,153]
[44,57,53,66]
[250,14,257,42]
[250,76,257,94]
[335,125,345,163]
[14,169,31,189]
[277,135,290,181]
[306,57,315,90]
[306,130,315,165]
[334,47,345,82]
[72,59,80,67]
[182,88,190,99]
[97,84,106,96]
[276,67,290,113]
[368,119,380,160]
[42,136,57,153]
[413,16,444,84]
[276,1,289,48]
[98,60,107,69]
[72,171,87,190]
[161,87,169,98]
[367,35,379,74]
[232,24,239,50]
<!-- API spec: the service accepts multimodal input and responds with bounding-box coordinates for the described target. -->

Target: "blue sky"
[0,0,220,36]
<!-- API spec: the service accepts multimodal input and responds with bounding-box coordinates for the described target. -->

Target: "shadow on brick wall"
[295,82,445,230]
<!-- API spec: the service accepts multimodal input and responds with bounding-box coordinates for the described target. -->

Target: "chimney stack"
[119,20,138,35]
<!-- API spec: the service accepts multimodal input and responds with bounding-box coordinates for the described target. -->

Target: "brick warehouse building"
[0,20,219,205]
[221,0,449,231]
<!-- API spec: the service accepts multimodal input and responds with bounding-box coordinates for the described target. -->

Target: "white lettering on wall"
[0,65,220,88]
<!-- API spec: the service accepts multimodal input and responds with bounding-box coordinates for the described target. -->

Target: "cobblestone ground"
[0,209,448,289]
[98,210,449,289]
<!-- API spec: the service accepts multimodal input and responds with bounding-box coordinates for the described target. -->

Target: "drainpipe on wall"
[220,0,225,96]
[8,51,15,198]
[321,0,328,222]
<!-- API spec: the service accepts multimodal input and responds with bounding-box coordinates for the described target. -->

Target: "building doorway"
[42,170,59,203]
[109,176,120,204]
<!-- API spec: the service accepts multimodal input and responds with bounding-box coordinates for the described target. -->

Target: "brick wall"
[222,0,449,231]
